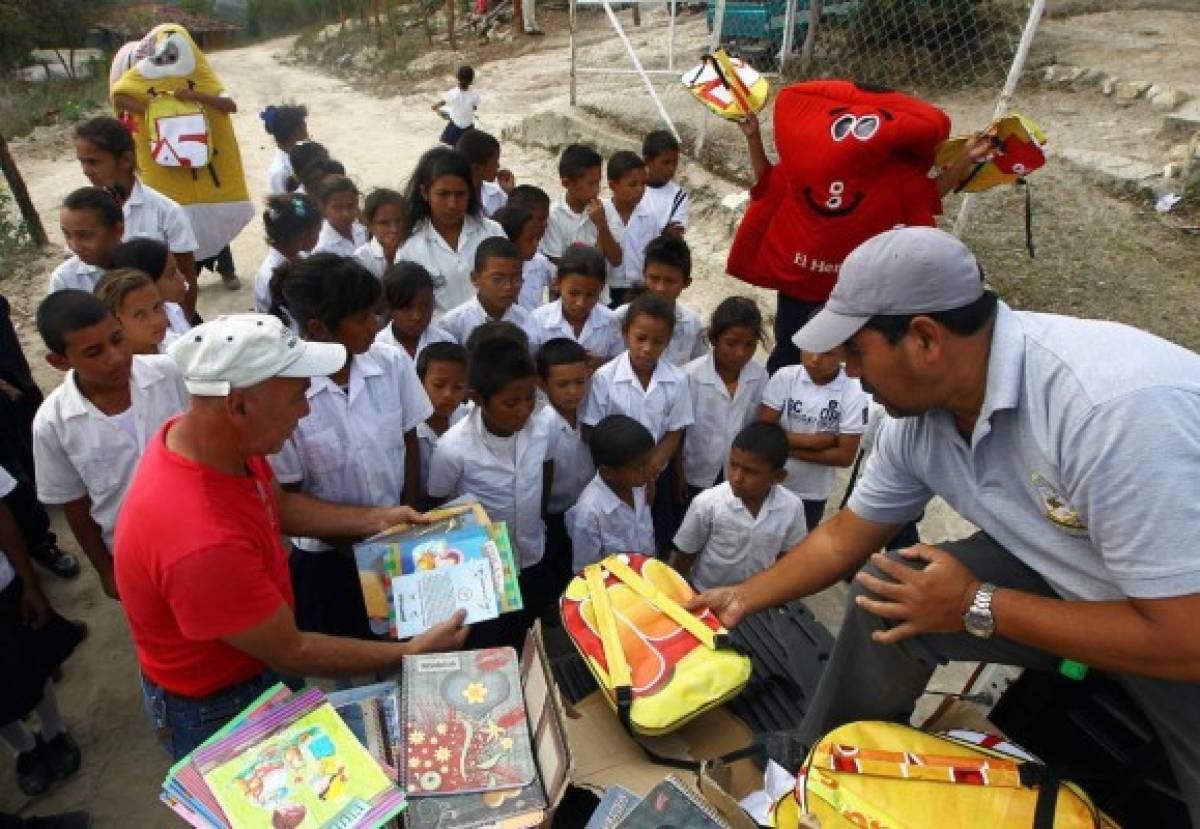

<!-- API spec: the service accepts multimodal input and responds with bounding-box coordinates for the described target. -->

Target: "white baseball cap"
[792,226,985,354]
[168,314,347,396]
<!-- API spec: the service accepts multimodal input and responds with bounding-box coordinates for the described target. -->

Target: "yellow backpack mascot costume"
[111,24,253,261]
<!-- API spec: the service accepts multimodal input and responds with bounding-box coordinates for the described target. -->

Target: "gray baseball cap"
[792,226,984,353]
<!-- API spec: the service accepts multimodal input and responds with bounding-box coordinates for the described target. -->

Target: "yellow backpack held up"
[561,554,752,736]
[682,48,770,121]
[784,721,1119,829]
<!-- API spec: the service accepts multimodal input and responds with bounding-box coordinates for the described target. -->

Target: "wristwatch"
[963,582,998,639]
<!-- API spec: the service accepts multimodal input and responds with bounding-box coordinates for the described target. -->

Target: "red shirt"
[114,417,294,698]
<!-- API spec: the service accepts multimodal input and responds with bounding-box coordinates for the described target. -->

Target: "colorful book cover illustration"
[391,557,499,639]
[615,775,730,829]
[402,648,537,798]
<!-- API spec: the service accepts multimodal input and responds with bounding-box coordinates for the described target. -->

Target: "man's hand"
[854,545,980,645]
[408,610,469,653]
[962,125,1000,163]
[367,505,430,536]
[497,169,516,193]
[685,585,750,629]
[20,583,52,629]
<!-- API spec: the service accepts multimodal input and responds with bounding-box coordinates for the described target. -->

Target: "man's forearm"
[279,490,385,542]
[271,632,411,678]
[788,431,836,451]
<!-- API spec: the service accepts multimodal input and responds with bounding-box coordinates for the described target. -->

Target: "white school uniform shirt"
[121,178,198,256]
[540,199,597,259]
[270,344,433,552]
[47,256,103,295]
[682,353,769,488]
[528,299,622,360]
[443,87,480,129]
[641,180,690,233]
[481,181,508,218]
[395,215,505,314]
[373,320,456,360]
[439,296,534,346]
[614,301,708,367]
[536,406,594,515]
[581,351,694,442]
[32,355,189,552]
[602,198,659,290]
[427,406,553,568]
[565,475,655,572]
[354,237,391,279]
[416,403,471,497]
[518,253,554,310]
[674,482,807,591]
[253,247,287,314]
[313,219,368,257]
[0,465,18,592]
[267,147,293,196]
[161,302,192,349]
[762,365,870,500]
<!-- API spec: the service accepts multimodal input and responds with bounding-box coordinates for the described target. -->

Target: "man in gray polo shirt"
[691,226,1200,820]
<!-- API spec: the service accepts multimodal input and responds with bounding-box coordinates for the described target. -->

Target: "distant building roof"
[93,4,242,39]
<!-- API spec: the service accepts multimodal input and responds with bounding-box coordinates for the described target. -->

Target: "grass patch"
[0,73,108,140]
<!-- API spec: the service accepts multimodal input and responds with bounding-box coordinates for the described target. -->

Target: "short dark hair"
[731,421,788,470]
[863,289,998,345]
[559,144,602,180]
[456,64,475,88]
[536,337,588,379]
[709,296,765,345]
[557,244,606,284]
[622,290,675,335]
[417,341,467,380]
[606,150,645,182]
[465,320,529,354]
[363,187,406,222]
[316,174,358,205]
[492,204,533,243]
[299,159,345,199]
[474,236,521,271]
[642,129,680,161]
[264,193,321,247]
[589,414,654,470]
[286,141,330,191]
[269,252,381,337]
[382,261,435,309]
[63,187,123,228]
[260,104,308,144]
[508,185,550,213]
[469,337,535,402]
[111,238,169,283]
[36,290,109,355]
[74,116,134,157]
[455,129,500,166]
[643,234,691,280]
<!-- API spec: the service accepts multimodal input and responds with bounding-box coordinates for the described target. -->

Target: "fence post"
[600,0,681,139]
[668,0,677,71]
[799,0,823,74]
[779,0,797,67]
[694,0,727,156]
[569,0,578,105]
[953,0,1046,237]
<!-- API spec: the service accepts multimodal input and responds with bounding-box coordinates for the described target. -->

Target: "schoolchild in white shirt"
[414,342,470,504]
[640,130,690,238]
[32,291,189,600]
[73,117,202,313]
[439,237,534,346]
[376,262,456,361]
[427,337,555,646]
[354,189,406,279]
[759,347,870,530]
[541,145,619,270]
[682,297,769,498]
[47,188,124,296]
[111,238,193,348]
[615,235,707,367]
[672,422,807,591]
[529,245,622,369]
[581,292,694,553]
[566,414,656,572]
[259,104,309,195]
[602,151,658,307]
[507,185,551,254]
[395,147,505,313]
[456,129,512,218]
[254,194,322,315]
[269,254,433,639]
[94,268,169,357]
[493,204,554,310]
[311,176,368,257]
[433,65,479,147]
[286,141,331,194]
[535,338,594,591]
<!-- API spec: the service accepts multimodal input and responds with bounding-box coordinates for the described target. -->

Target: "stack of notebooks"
[160,684,407,828]
[585,776,732,829]
[354,502,523,639]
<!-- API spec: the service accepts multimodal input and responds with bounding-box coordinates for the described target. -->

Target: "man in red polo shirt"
[115,314,468,759]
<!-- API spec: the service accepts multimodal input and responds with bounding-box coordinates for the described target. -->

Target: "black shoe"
[42,731,82,780]
[16,739,52,796]
[30,542,81,579]
[24,812,93,829]
[219,270,242,290]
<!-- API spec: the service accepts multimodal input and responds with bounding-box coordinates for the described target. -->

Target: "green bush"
[0,187,35,280]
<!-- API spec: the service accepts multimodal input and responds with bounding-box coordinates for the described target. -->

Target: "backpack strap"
[603,556,732,652]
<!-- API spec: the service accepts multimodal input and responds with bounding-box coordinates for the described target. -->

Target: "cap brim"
[276,340,348,380]
[792,308,870,353]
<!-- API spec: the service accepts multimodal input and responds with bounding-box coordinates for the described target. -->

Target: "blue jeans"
[141,671,281,761]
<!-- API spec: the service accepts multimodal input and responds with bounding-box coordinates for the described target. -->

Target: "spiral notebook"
[615,775,730,829]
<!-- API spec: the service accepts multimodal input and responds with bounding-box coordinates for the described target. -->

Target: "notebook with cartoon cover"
[328,681,402,777]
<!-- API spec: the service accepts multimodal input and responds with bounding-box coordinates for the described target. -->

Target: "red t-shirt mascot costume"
[727,81,951,306]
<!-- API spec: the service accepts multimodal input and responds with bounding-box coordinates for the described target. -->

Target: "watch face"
[964,608,995,638]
